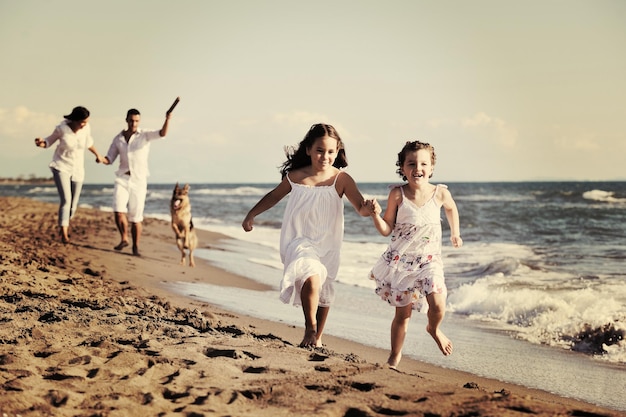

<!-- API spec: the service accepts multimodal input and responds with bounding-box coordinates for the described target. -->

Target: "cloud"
[557,137,600,151]
[461,112,518,147]
[551,125,602,151]
[0,106,57,139]
[272,110,353,136]
[425,118,453,129]
[0,106,59,154]
[419,112,519,149]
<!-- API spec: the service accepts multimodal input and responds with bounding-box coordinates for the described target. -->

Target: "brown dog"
[170,183,198,267]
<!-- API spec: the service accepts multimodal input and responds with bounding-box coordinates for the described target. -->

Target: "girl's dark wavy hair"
[396,140,437,180]
[279,123,348,178]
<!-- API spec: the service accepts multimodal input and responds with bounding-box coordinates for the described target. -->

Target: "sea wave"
[26,186,57,194]
[456,194,536,203]
[193,186,271,196]
[447,276,626,363]
[582,189,626,204]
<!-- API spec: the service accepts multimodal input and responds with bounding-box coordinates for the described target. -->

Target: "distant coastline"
[0,176,54,185]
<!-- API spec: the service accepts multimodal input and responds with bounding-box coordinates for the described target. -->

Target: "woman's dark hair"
[396,140,437,180]
[63,106,90,121]
[279,123,348,178]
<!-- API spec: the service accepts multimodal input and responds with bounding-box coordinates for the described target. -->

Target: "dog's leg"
[188,230,197,267]
[189,247,195,267]
[183,225,191,249]
[176,238,186,265]
[172,223,183,240]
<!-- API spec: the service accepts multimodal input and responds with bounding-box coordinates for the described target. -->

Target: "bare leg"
[114,212,129,250]
[314,306,330,347]
[388,304,412,368]
[426,292,453,356]
[131,222,142,256]
[299,275,320,348]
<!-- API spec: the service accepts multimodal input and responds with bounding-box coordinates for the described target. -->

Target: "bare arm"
[370,187,401,236]
[159,113,171,137]
[88,145,103,163]
[242,177,291,232]
[337,172,370,216]
[440,187,463,248]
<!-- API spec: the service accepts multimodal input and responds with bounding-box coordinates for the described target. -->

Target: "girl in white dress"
[242,123,371,348]
[367,141,462,367]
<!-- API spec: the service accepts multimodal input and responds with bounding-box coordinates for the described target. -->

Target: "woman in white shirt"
[35,106,103,243]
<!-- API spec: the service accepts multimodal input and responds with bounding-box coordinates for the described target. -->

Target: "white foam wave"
[447,275,626,362]
[146,190,172,200]
[26,186,57,194]
[88,186,114,195]
[193,186,271,196]
[582,189,626,204]
[456,194,536,202]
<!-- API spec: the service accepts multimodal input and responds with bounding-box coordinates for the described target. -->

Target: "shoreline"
[0,178,54,185]
[0,196,622,416]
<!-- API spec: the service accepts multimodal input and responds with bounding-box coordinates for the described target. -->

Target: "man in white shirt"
[103,108,171,256]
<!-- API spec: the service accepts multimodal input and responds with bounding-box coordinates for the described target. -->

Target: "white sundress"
[369,184,447,313]
[279,172,344,307]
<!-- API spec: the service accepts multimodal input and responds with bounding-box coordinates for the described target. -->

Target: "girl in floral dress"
[367,141,462,368]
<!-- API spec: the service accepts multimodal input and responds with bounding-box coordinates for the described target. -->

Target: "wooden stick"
[166,96,180,115]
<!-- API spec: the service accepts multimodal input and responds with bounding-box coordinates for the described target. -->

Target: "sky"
[1,0,625,184]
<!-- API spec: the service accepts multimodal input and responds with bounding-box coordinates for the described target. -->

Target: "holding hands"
[364,199,381,216]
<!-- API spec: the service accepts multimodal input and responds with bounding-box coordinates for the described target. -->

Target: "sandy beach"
[0,196,622,417]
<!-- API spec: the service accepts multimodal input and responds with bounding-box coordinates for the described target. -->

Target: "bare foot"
[387,352,402,369]
[60,228,70,244]
[427,325,453,356]
[132,246,141,257]
[299,328,317,348]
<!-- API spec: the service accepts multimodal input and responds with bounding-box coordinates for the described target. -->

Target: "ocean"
[3,181,625,411]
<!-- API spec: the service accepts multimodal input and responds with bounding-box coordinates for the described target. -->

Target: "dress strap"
[332,170,343,186]
[433,184,448,196]
[431,184,448,205]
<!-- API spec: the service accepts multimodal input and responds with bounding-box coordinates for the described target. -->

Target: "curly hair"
[396,140,437,180]
[279,123,348,178]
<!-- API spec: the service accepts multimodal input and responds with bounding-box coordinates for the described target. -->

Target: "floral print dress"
[369,184,447,313]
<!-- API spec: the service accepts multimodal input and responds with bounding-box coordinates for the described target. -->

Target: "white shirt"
[105,128,163,182]
[44,120,94,182]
